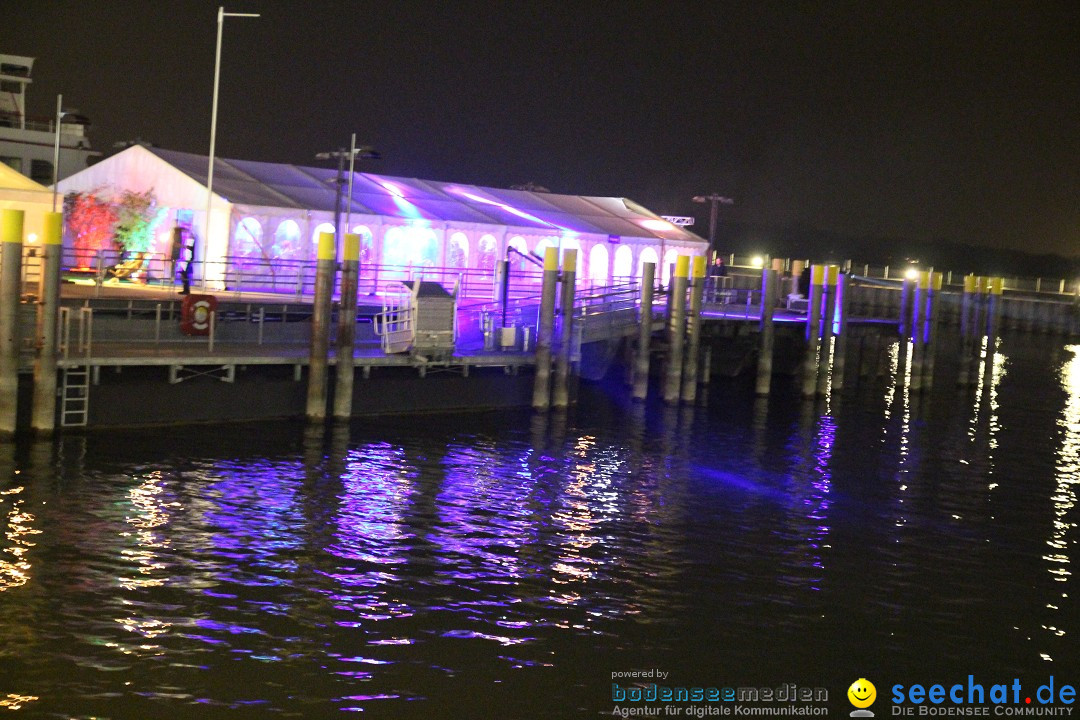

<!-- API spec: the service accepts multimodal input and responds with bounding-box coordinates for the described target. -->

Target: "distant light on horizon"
[904,267,919,281]
[751,256,765,268]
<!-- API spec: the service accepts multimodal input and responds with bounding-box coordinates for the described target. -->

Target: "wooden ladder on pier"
[60,366,90,427]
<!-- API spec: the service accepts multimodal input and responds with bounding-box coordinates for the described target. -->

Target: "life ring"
[180,294,217,335]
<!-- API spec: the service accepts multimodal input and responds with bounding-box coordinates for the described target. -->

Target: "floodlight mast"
[691,193,734,257]
[315,143,381,242]
[203,7,260,289]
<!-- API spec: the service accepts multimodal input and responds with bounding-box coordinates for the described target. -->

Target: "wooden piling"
[305,231,336,421]
[332,233,360,420]
[910,271,929,391]
[533,247,560,409]
[959,274,976,385]
[924,272,942,390]
[899,276,913,338]
[755,268,777,396]
[681,256,707,404]
[802,264,824,397]
[552,249,577,409]
[31,212,63,434]
[816,265,838,395]
[832,271,852,392]
[0,210,24,437]
[632,261,656,401]
[663,255,690,405]
[987,277,1003,346]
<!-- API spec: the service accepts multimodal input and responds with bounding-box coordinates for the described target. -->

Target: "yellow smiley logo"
[848,679,877,709]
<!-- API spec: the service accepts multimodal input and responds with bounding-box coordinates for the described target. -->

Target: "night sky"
[8,1,1079,257]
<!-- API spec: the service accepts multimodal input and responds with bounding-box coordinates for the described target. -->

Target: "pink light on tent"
[376,180,424,219]
[448,187,561,229]
[379,180,406,197]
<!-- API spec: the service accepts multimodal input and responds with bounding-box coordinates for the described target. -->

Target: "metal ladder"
[60,365,90,427]
[59,307,93,428]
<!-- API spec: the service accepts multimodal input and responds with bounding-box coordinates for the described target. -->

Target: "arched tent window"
[507,235,528,271]
[588,244,609,283]
[638,247,659,279]
[531,236,556,270]
[233,217,265,265]
[661,249,679,285]
[448,232,469,268]
[413,227,438,267]
[272,219,301,261]
[477,234,498,270]
[383,225,437,267]
[350,225,375,264]
[613,245,633,279]
[383,226,406,267]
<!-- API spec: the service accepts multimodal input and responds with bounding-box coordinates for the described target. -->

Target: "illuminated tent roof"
[147,148,705,245]
[0,161,49,192]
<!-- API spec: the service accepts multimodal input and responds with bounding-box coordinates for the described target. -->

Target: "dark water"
[1,337,1078,718]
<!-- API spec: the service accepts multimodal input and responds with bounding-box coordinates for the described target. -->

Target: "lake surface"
[1,336,1077,718]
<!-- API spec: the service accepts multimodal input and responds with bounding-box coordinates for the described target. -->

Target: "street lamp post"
[315,141,380,240]
[51,94,69,212]
[203,6,259,289]
[691,192,734,259]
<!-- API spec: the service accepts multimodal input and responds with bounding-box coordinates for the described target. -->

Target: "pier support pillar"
[663,256,690,405]
[816,265,838,395]
[632,262,656,401]
[899,276,913,338]
[681,256,706,404]
[801,264,824,398]
[332,233,360,420]
[986,277,1004,362]
[31,212,63,435]
[532,247,560,410]
[0,210,24,438]
[552,249,577,409]
[959,274,975,385]
[755,268,777,396]
[832,271,852,392]
[305,231,336,421]
[911,271,929,392]
[924,272,942,390]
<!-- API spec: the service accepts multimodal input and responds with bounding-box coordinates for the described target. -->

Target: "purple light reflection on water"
[8,363,1075,716]
[318,442,416,633]
[807,413,836,575]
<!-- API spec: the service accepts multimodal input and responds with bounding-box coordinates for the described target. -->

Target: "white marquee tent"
[57,145,707,289]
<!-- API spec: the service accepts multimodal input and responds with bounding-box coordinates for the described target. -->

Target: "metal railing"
[15,244,1080,306]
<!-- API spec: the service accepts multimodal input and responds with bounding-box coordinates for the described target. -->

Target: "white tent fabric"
[56,145,707,287]
[0,162,53,244]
